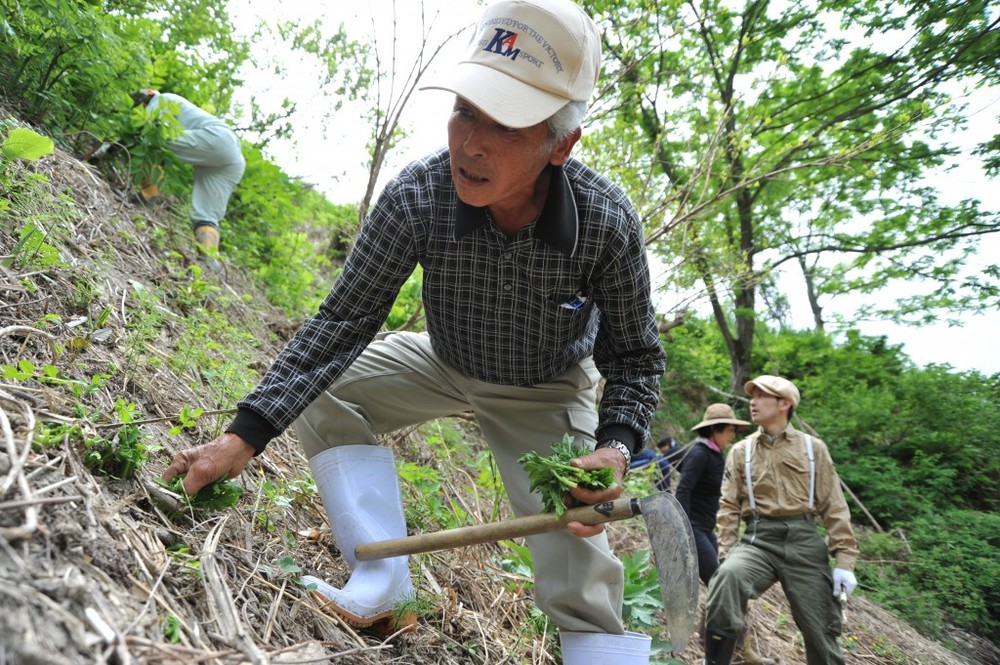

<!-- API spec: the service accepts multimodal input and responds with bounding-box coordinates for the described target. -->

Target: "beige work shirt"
[717,424,859,570]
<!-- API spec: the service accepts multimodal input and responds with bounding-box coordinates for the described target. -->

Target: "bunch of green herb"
[518,435,615,517]
[155,475,245,520]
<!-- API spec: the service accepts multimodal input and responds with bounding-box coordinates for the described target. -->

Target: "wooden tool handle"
[355,497,640,561]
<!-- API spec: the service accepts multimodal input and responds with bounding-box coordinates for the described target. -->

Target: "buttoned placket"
[490,226,536,311]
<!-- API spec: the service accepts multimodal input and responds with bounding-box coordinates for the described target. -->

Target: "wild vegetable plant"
[255,477,316,533]
[1,360,109,399]
[620,550,663,630]
[84,424,147,479]
[397,461,469,532]
[168,405,203,436]
[83,400,155,479]
[156,475,245,521]
[33,422,85,451]
[518,435,615,517]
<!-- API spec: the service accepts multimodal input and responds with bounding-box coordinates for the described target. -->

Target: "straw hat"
[691,403,751,431]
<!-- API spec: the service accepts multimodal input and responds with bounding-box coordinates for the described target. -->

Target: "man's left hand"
[564,447,627,538]
[833,567,857,598]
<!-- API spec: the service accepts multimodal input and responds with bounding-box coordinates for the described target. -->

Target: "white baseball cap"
[421,0,602,128]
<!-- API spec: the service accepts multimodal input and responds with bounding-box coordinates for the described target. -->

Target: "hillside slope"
[0,125,989,664]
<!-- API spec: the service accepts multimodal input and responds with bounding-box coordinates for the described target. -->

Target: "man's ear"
[549,127,582,166]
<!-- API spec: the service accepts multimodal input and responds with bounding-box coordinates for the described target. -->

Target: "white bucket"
[559,630,652,664]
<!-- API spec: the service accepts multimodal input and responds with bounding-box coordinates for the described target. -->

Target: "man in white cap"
[702,375,859,665]
[163,0,664,660]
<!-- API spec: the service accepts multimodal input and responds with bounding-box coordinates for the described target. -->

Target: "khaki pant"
[705,516,844,665]
[293,331,626,633]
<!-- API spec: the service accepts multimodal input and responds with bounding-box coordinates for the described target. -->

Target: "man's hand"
[832,567,857,598]
[162,433,256,496]
[564,446,627,538]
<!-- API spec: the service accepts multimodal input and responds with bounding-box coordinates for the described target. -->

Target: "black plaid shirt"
[231,149,665,452]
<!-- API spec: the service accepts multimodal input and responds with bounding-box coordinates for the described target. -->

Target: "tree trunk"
[798,255,825,333]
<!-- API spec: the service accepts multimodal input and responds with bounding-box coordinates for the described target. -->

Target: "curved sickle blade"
[639,492,699,653]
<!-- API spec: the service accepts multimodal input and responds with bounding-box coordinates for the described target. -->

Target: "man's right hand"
[161,432,256,496]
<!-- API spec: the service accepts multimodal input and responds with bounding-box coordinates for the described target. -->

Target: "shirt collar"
[754,423,796,446]
[453,164,579,257]
[696,436,722,454]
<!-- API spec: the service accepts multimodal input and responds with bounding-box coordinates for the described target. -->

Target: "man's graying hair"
[547,101,587,140]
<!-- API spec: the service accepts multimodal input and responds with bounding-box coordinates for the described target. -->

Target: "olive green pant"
[293,331,626,634]
[705,516,844,665]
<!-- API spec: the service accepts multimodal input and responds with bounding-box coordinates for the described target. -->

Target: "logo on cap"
[485,28,521,60]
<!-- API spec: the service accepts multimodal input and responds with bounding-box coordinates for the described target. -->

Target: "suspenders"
[744,434,815,514]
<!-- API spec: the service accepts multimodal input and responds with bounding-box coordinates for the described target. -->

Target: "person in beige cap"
[163,0,665,660]
[702,375,859,665]
[679,404,773,665]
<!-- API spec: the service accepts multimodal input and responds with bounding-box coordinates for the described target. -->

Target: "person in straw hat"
[678,403,751,585]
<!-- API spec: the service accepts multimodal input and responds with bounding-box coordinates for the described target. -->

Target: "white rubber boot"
[301,445,415,634]
[560,630,651,664]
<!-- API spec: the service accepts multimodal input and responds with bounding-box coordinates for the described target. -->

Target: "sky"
[229,0,1000,375]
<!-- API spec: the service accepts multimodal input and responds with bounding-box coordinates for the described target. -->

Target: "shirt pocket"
[515,250,587,305]
[778,458,813,507]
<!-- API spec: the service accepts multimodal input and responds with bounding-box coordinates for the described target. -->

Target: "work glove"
[832,567,857,598]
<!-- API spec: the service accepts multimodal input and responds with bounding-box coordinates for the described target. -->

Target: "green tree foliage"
[0,0,373,316]
[223,143,357,315]
[858,510,1000,642]
[655,316,739,437]
[582,0,1000,393]
[0,0,248,150]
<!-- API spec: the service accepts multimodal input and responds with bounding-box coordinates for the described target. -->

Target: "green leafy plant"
[1,127,54,163]
[168,405,204,436]
[255,477,316,533]
[33,421,85,451]
[82,401,148,478]
[1,360,109,399]
[499,540,534,586]
[620,550,663,630]
[83,424,148,480]
[398,461,469,532]
[162,614,182,644]
[518,435,615,517]
[156,475,245,520]
[253,554,304,580]
[6,222,64,270]
[165,543,201,577]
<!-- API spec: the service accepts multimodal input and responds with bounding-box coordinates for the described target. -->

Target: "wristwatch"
[596,439,631,470]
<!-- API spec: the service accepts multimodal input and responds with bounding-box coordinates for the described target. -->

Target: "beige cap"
[420,0,602,128]
[691,403,751,431]
[744,375,800,407]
